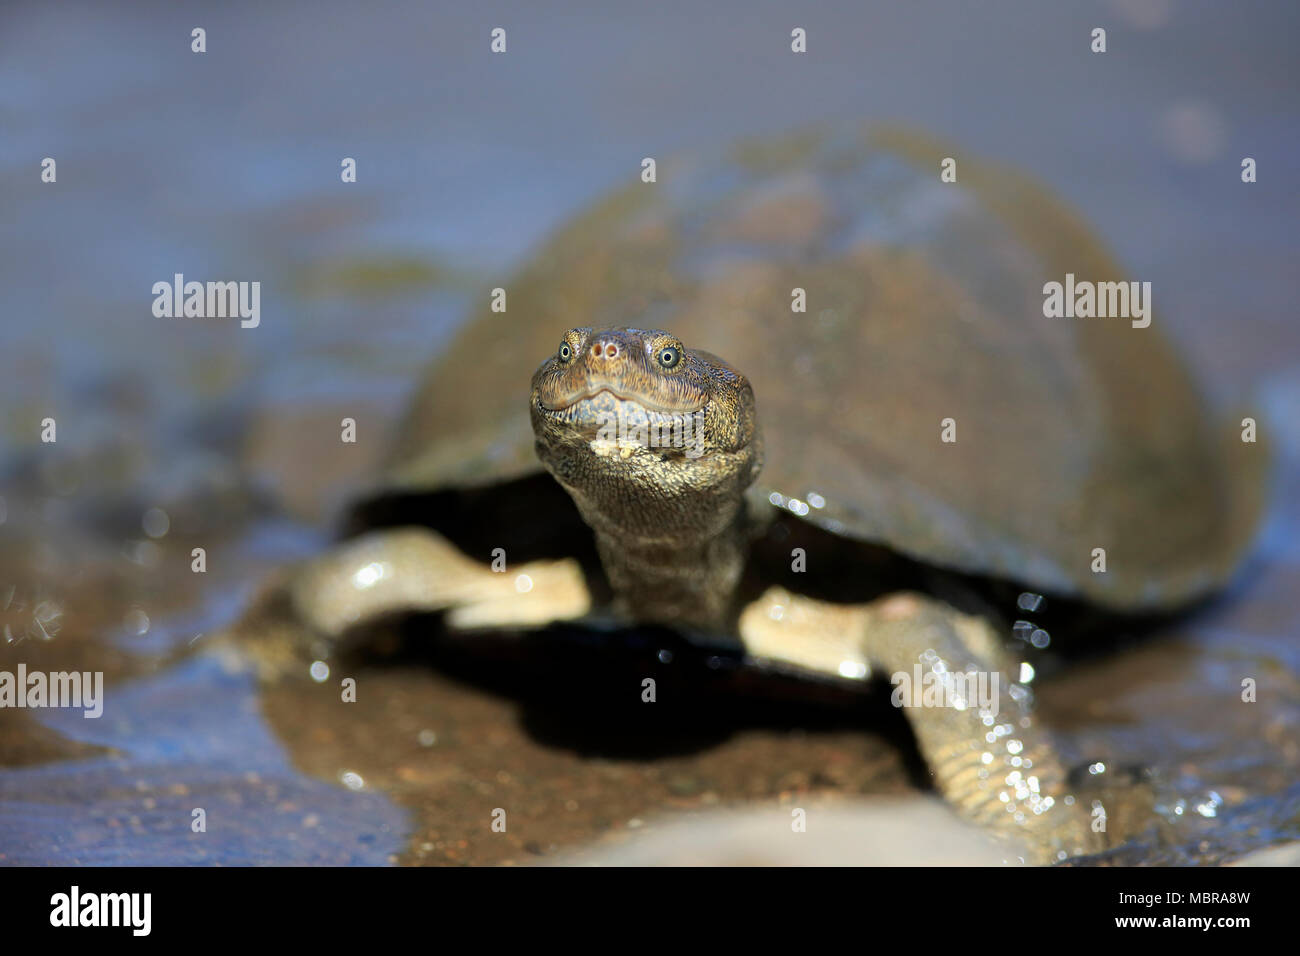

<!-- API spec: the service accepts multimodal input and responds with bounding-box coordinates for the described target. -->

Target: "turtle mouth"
[536,388,710,456]
[539,385,706,416]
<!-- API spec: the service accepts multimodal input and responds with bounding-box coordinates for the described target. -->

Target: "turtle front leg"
[738,587,1105,863]
[287,527,592,639]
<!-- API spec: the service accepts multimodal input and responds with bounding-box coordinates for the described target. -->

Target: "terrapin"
[272,127,1266,863]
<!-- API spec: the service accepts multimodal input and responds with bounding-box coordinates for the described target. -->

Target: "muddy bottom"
[254,624,927,866]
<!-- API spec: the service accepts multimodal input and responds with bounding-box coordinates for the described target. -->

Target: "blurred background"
[1,0,1297,865]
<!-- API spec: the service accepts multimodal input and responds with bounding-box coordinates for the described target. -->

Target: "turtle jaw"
[537,384,707,418]
[531,388,710,460]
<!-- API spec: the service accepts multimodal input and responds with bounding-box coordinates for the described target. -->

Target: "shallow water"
[1,1,1298,865]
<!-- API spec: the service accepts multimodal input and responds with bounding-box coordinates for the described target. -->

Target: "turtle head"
[530,327,761,629]
[530,326,759,475]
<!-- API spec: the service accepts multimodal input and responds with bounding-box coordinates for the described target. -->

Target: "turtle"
[268,126,1267,864]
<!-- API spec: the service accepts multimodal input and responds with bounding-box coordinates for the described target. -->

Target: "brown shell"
[382,126,1267,610]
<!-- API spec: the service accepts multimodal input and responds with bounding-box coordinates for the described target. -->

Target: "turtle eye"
[657,346,682,369]
[559,343,572,362]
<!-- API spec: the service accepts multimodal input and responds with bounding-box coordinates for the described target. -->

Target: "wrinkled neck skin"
[529,327,761,635]
[551,441,759,634]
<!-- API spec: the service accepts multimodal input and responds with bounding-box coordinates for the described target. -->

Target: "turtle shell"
[380,126,1266,610]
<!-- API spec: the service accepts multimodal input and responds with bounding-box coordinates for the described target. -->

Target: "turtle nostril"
[605,344,619,359]
[592,341,620,360]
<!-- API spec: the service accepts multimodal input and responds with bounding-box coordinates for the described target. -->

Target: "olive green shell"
[382,126,1267,611]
